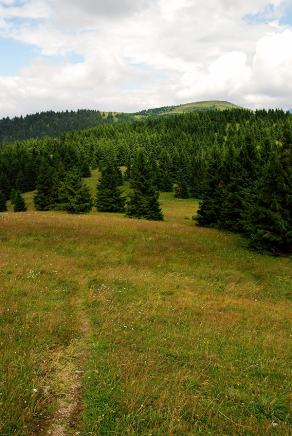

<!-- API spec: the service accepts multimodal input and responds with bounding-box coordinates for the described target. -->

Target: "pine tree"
[14,191,27,212]
[157,149,173,192]
[126,149,163,221]
[242,139,292,255]
[58,170,93,214]
[34,163,60,211]
[0,190,7,212]
[96,158,124,212]
[189,154,206,198]
[217,135,260,232]
[197,146,225,226]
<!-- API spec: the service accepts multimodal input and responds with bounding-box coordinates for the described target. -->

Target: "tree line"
[0,108,291,254]
[0,109,132,144]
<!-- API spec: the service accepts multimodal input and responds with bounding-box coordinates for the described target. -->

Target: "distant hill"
[0,100,243,144]
[0,109,130,144]
[168,100,242,113]
[136,100,242,116]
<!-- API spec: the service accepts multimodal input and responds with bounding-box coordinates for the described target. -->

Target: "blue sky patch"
[0,0,27,7]
[0,36,84,75]
[6,16,41,28]
[244,4,275,25]
[244,2,292,26]
[280,5,292,25]
[0,37,39,75]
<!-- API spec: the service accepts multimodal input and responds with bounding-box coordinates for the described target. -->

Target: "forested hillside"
[0,100,243,144]
[0,109,132,144]
[0,108,291,254]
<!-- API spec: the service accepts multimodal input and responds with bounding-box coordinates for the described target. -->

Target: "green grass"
[167,101,242,114]
[134,100,243,117]
[0,186,291,435]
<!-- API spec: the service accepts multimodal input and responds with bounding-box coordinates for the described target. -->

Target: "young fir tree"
[126,149,163,221]
[96,157,124,212]
[14,191,27,212]
[57,169,93,214]
[34,163,60,211]
[0,190,7,212]
[242,138,292,255]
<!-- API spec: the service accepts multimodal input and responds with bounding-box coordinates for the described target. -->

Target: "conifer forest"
[0,108,291,254]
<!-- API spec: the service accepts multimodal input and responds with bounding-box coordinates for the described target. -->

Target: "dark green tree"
[157,149,173,192]
[126,149,163,221]
[14,191,27,212]
[197,147,225,226]
[0,190,7,212]
[96,158,124,212]
[242,140,292,255]
[10,189,17,205]
[34,163,60,211]
[81,161,91,178]
[58,170,93,213]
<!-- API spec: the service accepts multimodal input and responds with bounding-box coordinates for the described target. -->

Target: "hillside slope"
[168,100,241,113]
[0,109,130,144]
[0,100,244,143]
[1,192,291,435]
[136,100,242,116]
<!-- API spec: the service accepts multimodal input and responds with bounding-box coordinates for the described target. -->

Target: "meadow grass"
[168,101,241,114]
[0,193,291,435]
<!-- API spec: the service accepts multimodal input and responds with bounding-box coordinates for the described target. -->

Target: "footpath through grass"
[0,195,291,435]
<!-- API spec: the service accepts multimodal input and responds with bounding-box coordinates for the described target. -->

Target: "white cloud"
[0,0,291,117]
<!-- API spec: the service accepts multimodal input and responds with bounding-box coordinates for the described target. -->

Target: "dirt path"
[43,294,91,436]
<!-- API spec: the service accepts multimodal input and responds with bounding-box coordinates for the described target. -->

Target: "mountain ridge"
[0,100,243,144]
[135,100,242,116]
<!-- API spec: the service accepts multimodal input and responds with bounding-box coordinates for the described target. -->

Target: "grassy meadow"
[0,183,291,435]
[166,101,241,114]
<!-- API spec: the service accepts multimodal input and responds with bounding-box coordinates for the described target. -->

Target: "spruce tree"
[126,149,163,221]
[96,158,124,212]
[157,149,173,192]
[189,154,206,198]
[216,135,260,232]
[197,146,225,226]
[58,170,93,213]
[34,163,60,211]
[14,191,27,212]
[242,139,292,255]
[0,190,7,212]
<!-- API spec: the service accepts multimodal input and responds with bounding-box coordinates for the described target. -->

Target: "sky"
[0,0,292,117]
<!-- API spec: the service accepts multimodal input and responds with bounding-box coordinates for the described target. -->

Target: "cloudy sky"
[0,0,292,117]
